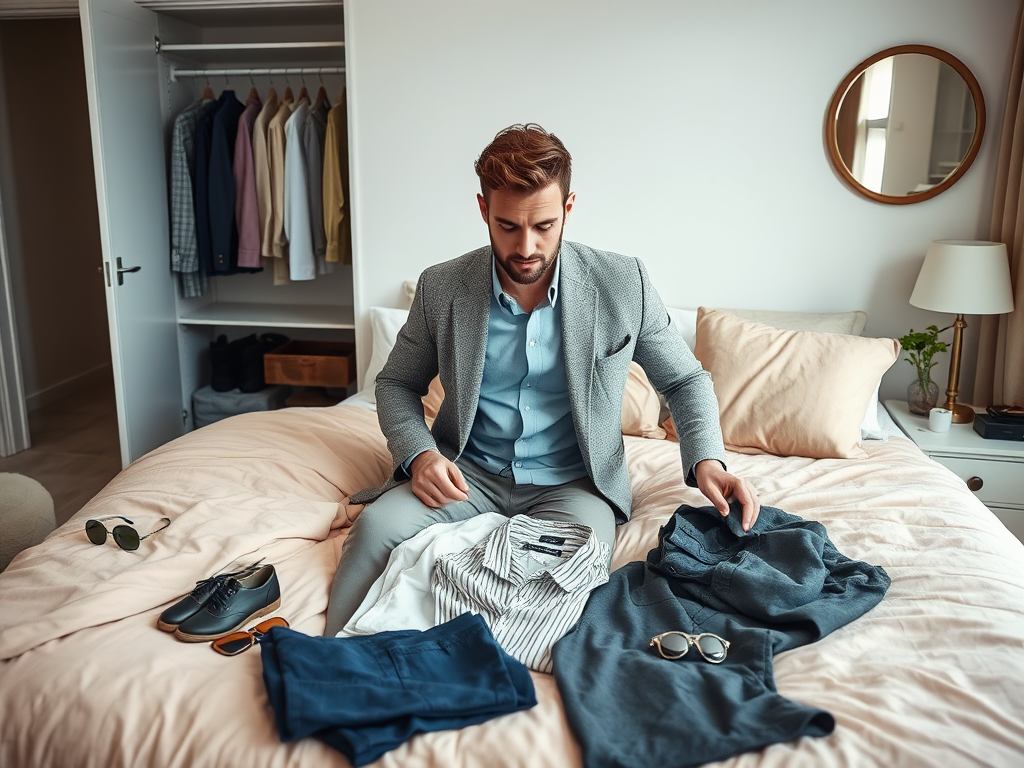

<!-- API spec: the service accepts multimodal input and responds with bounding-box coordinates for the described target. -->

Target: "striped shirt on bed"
[431,515,609,674]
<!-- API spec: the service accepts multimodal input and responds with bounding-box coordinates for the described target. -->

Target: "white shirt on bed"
[337,513,506,638]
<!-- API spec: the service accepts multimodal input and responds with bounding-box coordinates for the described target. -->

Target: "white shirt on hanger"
[283,97,315,281]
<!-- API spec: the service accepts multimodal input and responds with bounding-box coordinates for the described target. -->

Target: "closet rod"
[170,66,345,82]
[156,40,343,53]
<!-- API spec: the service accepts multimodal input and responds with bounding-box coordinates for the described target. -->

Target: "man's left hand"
[693,459,760,532]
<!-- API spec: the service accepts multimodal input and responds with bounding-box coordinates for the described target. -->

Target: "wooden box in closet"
[80,0,352,465]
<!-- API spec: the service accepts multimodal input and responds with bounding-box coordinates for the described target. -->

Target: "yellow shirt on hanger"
[323,89,351,264]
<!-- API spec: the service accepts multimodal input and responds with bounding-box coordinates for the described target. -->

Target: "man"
[324,124,758,637]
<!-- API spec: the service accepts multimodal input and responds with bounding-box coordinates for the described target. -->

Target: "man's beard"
[491,231,563,286]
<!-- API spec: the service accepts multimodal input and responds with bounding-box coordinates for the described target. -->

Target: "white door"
[80,0,183,466]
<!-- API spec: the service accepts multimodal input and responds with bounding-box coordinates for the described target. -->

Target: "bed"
[2,307,1024,768]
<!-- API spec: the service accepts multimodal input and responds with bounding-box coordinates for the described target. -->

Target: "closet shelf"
[138,2,342,30]
[137,0,342,10]
[178,302,354,329]
[157,38,344,68]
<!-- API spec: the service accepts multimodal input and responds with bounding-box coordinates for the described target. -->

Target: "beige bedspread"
[1,405,1023,767]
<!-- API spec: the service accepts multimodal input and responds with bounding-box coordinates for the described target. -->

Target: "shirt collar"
[490,252,561,313]
[481,515,607,593]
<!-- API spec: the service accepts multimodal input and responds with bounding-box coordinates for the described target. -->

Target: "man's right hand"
[409,451,470,508]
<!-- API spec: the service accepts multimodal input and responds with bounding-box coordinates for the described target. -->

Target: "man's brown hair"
[474,123,572,203]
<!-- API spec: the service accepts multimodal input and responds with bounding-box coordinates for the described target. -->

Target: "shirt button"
[515,461,522,468]
[529,340,537,347]
[526,382,531,387]
[524,405,531,412]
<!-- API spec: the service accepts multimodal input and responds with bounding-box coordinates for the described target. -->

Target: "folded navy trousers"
[260,612,536,766]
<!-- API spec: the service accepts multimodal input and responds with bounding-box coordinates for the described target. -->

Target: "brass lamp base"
[948,402,975,424]
[943,313,975,424]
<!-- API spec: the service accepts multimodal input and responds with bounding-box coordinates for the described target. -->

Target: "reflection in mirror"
[825,45,985,205]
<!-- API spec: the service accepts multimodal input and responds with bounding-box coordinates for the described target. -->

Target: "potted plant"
[898,324,950,416]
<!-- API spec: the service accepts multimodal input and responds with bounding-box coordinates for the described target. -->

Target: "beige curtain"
[974,0,1024,407]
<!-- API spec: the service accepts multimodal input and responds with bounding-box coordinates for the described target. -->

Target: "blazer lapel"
[451,250,492,450]
[559,243,597,457]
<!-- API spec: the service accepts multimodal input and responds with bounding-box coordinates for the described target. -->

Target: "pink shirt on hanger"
[233,95,262,269]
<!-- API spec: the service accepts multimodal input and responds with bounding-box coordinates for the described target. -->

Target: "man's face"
[478,183,575,287]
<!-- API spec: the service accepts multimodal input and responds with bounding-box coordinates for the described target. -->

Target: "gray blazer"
[351,241,726,522]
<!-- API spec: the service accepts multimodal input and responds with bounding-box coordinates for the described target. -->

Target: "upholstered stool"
[0,473,55,572]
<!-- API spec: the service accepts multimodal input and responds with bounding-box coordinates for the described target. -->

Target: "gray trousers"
[323,457,617,637]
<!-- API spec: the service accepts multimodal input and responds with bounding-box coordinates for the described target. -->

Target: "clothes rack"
[157,41,343,52]
[169,66,345,82]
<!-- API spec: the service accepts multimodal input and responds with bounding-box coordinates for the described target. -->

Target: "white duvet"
[1,404,1023,768]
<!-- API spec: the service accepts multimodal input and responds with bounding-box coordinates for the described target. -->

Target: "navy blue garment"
[208,90,246,275]
[192,97,221,280]
[552,502,891,768]
[260,612,536,767]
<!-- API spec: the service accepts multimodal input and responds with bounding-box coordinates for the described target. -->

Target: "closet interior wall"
[152,3,351,429]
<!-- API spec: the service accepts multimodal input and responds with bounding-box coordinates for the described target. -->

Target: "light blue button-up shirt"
[461,256,588,485]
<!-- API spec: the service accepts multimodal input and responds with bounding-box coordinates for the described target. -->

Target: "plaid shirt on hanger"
[170,98,207,299]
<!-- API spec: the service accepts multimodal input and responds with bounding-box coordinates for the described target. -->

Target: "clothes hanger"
[298,70,309,102]
[267,70,278,103]
[313,68,327,111]
[248,70,259,101]
[283,69,294,103]
[201,73,215,101]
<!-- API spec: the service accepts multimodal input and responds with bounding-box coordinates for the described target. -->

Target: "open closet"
[80,0,353,465]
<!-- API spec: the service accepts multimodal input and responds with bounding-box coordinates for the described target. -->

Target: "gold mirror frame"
[824,44,986,205]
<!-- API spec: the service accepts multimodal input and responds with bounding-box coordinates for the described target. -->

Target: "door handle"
[116,257,141,286]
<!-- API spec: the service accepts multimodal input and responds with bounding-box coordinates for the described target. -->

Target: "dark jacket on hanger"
[193,97,222,279]
[552,502,891,768]
[208,90,247,275]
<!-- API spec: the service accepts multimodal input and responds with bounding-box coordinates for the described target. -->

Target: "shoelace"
[189,574,230,601]
[189,561,263,602]
[208,578,242,612]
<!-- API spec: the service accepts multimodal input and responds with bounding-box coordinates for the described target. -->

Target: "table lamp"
[909,240,1014,423]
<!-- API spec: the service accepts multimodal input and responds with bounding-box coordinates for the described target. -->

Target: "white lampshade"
[910,240,1014,315]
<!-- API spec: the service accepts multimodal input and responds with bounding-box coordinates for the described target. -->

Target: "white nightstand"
[884,399,1024,542]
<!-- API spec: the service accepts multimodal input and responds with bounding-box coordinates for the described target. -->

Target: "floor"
[0,379,122,528]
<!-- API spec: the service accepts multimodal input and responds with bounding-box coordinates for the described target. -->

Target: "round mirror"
[825,45,986,205]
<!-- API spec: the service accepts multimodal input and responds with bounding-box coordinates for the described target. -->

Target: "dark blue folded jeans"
[261,612,536,766]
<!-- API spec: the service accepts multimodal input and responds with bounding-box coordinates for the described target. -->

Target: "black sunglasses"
[85,516,170,551]
[650,631,730,664]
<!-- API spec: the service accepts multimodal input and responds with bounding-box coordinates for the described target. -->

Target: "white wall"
[346,0,1019,402]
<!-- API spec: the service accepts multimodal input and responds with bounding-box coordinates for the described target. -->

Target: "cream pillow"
[621,363,666,439]
[667,305,883,440]
[717,307,867,336]
[345,307,443,418]
[693,307,899,459]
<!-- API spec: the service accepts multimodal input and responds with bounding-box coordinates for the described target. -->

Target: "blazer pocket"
[598,334,632,362]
